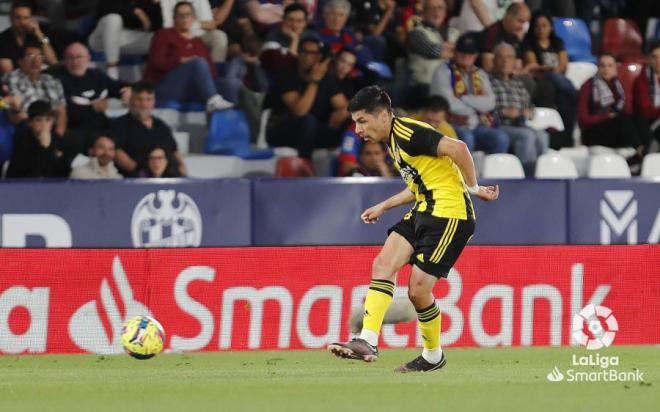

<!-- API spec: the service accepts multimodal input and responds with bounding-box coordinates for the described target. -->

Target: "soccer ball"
[121,315,165,360]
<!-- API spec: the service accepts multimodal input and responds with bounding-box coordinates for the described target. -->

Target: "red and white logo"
[572,304,618,350]
[67,257,152,354]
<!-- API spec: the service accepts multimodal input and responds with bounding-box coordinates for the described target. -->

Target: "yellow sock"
[417,303,441,350]
[360,279,394,345]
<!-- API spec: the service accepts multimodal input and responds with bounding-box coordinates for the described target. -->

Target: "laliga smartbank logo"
[546,305,644,383]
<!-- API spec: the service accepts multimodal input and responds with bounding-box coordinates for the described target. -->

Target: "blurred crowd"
[0,0,659,179]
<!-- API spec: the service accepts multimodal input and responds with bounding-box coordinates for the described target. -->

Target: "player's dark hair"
[347,86,392,114]
[284,3,308,19]
[424,95,449,113]
[131,81,155,95]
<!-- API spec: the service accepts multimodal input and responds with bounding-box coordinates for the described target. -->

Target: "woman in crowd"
[140,146,182,177]
[578,53,649,170]
[523,10,577,146]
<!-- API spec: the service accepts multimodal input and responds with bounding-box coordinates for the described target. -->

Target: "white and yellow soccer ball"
[121,315,165,360]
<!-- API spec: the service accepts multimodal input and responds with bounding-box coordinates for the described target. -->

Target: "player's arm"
[361,188,415,224]
[406,127,498,201]
[435,134,499,201]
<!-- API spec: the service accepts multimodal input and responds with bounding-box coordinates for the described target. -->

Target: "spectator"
[6,44,67,137]
[225,35,269,102]
[317,0,360,57]
[523,10,576,147]
[633,40,660,145]
[331,48,359,100]
[491,43,548,176]
[452,0,523,34]
[144,1,234,111]
[160,0,229,62]
[406,0,456,104]
[354,0,400,64]
[243,0,287,27]
[70,135,123,179]
[87,0,162,80]
[209,0,244,55]
[139,146,182,177]
[261,3,311,74]
[266,36,349,158]
[111,81,186,176]
[52,42,131,148]
[580,54,649,165]
[410,95,458,138]
[430,33,509,154]
[225,34,269,140]
[0,1,57,74]
[347,141,394,176]
[6,101,70,178]
[478,2,530,72]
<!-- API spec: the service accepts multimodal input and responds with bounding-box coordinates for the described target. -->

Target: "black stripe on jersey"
[390,119,437,213]
[393,119,442,157]
[463,191,475,220]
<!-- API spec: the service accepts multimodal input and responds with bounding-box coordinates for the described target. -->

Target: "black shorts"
[388,211,475,278]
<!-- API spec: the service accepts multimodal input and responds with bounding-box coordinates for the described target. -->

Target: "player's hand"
[474,185,499,201]
[361,204,386,224]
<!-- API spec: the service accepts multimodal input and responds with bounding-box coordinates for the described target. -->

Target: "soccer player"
[328,86,499,372]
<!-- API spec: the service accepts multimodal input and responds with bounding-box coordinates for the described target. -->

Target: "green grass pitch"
[1,346,657,412]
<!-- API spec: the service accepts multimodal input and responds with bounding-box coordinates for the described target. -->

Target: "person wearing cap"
[265,36,350,159]
[6,100,71,178]
[429,33,510,154]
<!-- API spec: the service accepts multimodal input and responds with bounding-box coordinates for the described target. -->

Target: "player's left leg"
[394,265,447,373]
[394,216,475,373]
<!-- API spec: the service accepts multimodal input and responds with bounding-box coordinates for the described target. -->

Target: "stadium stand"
[641,153,660,177]
[482,153,526,179]
[534,152,578,179]
[553,18,596,63]
[0,0,657,180]
[601,18,645,63]
[588,153,632,178]
[527,107,565,132]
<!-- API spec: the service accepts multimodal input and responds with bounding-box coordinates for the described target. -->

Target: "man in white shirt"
[70,135,123,179]
[160,0,228,62]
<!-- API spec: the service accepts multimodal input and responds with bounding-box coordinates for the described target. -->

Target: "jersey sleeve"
[403,127,443,156]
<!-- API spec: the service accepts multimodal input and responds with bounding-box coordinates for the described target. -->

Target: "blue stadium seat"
[365,61,393,79]
[205,109,273,159]
[553,18,597,63]
[0,110,15,166]
[156,100,206,112]
[89,51,146,65]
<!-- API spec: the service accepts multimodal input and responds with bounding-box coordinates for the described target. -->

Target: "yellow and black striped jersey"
[388,116,475,220]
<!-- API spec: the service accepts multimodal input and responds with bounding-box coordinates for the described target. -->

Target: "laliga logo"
[68,257,152,354]
[131,190,202,247]
[572,304,618,350]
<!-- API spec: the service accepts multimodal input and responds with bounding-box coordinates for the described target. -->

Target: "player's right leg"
[328,230,413,362]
